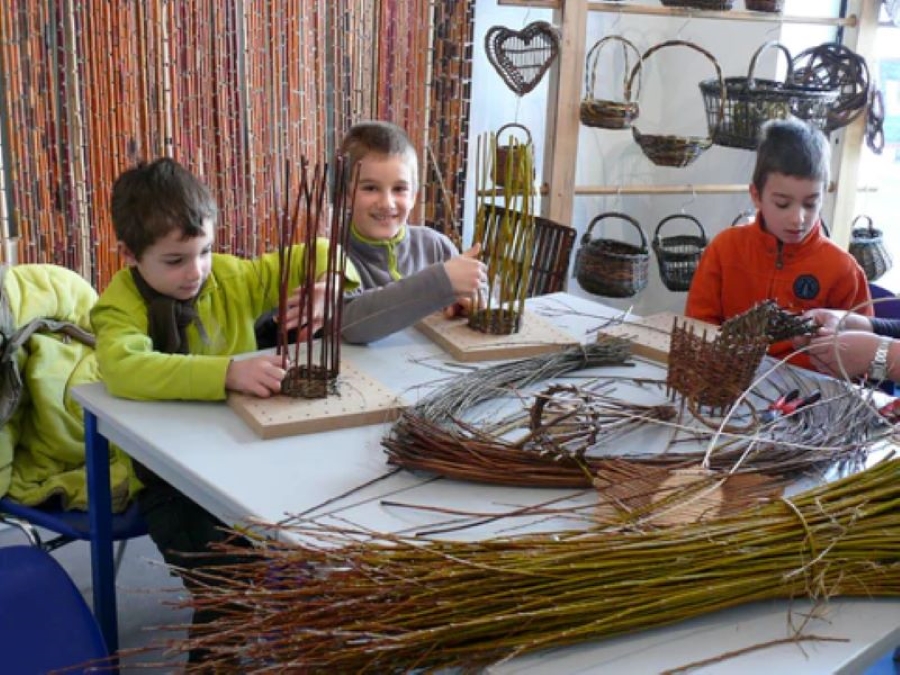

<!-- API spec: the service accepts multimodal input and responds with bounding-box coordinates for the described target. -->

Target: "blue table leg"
[85,410,118,654]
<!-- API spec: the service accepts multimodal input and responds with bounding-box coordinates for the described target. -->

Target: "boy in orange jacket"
[685,118,871,369]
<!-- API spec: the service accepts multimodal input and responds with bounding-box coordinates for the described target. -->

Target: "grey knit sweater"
[341,224,459,344]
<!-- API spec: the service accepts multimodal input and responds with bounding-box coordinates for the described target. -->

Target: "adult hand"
[793,308,873,350]
[805,330,882,379]
[803,308,872,335]
[225,353,286,397]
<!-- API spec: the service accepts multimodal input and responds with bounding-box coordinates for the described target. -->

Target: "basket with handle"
[848,214,892,281]
[745,0,784,11]
[492,122,534,190]
[580,35,642,130]
[575,212,649,298]
[652,214,708,292]
[698,41,839,150]
[628,40,725,168]
[660,0,734,9]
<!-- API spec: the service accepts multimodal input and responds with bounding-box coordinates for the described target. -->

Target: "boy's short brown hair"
[111,157,218,259]
[752,118,830,193]
[338,121,418,189]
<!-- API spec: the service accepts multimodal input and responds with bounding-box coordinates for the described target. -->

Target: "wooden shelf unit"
[495,0,877,248]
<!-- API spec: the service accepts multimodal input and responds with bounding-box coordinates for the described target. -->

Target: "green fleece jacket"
[91,240,358,401]
[0,264,139,512]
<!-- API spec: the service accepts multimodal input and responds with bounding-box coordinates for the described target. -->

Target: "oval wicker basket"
[580,35,642,130]
[848,214,892,282]
[699,41,839,150]
[575,212,649,298]
[652,214,708,292]
[628,40,725,168]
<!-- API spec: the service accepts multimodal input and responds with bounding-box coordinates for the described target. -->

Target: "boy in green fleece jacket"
[91,157,359,662]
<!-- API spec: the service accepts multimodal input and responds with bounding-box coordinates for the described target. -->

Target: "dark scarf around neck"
[130,267,207,354]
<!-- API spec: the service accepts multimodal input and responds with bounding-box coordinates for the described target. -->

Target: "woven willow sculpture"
[469,128,538,335]
[276,158,352,399]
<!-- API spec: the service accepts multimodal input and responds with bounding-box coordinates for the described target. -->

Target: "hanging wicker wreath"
[790,42,870,131]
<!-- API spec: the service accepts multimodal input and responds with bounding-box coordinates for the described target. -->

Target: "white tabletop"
[72,293,900,674]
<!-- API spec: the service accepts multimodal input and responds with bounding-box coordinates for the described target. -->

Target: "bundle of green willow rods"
[172,457,900,672]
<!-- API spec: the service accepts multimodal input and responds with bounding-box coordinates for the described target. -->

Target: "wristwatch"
[868,336,892,381]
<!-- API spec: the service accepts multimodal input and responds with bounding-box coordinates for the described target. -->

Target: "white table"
[73,293,900,672]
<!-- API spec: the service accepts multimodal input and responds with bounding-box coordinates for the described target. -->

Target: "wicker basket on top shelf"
[699,41,839,150]
[745,0,784,11]
[660,0,734,9]
[580,35,642,130]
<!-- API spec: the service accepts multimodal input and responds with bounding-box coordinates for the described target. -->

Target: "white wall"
[465,0,842,317]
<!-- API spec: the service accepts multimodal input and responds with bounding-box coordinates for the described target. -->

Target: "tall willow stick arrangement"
[468,129,537,335]
[276,157,352,399]
[162,458,900,672]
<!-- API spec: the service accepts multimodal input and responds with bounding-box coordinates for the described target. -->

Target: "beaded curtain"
[0,1,473,289]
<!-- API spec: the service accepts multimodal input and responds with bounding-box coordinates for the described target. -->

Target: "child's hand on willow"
[444,243,485,296]
[225,354,286,397]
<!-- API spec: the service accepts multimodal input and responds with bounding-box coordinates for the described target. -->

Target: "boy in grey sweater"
[257,121,484,347]
[339,121,484,343]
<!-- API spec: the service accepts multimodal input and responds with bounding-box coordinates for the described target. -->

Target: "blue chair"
[0,495,148,654]
[869,283,900,320]
[0,518,111,673]
[0,495,146,556]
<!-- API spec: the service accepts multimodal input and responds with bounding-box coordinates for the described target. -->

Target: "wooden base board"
[598,312,719,364]
[416,309,578,363]
[228,359,403,439]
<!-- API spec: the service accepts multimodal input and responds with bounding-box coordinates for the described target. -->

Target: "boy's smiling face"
[121,219,214,300]
[352,152,417,240]
[751,172,824,245]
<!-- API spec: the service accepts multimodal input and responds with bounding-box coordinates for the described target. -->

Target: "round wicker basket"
[848,215,892,282]
[652,214,707,292]
[575,212,649,298]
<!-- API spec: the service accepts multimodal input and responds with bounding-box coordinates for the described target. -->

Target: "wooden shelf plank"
[497,0,857,27]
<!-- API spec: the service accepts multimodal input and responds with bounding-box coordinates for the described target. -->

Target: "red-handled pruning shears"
[761,389,822,423]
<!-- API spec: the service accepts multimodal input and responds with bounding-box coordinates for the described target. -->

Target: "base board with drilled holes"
[598,312,719,364]
[227,358,403,439]
[416,309,578,362]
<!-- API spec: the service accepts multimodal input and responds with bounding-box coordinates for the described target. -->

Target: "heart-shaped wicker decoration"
[485,21,560,96]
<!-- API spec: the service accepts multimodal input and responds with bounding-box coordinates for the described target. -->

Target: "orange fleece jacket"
[685,215,872,368]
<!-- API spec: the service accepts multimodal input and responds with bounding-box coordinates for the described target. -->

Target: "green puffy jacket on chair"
[0,264,140,512]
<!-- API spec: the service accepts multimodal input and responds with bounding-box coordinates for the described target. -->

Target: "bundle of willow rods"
[171,458,900,672]
[385,341,890,487]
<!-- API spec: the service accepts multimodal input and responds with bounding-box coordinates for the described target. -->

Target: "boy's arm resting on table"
[92,303,231,401]
[341,262,456,344]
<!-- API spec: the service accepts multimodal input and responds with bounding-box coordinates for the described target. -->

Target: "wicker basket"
[652,214,707,292]
[745,0,783,11]
[492,122,534,190]
[730,209,756,227]
[848,214,892,282]
[575,212,649,298]
[628,40,724,168]
[580,36,642,130]
[660,0,734,9]
[699,41,839,150]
